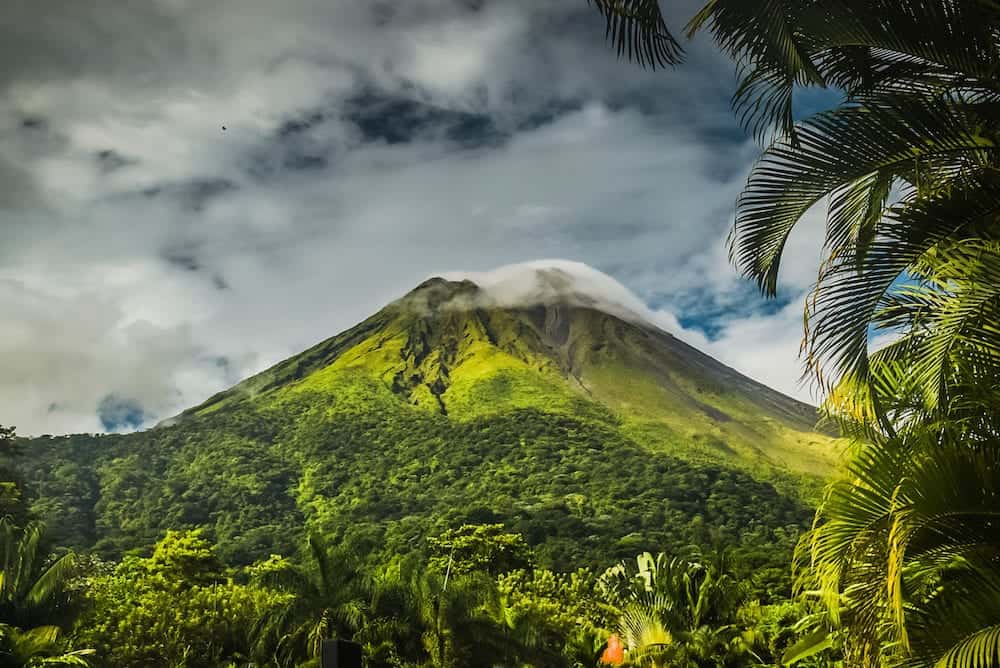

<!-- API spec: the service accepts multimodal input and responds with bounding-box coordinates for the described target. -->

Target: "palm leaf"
[586,0,684,68]
[25,554,74,609]
[731,97,1000,296]
[687,0,825,142]
[935,625,1000,668]
[782,627,834,665]
[618,603,673,662]
[685,0,1000,140]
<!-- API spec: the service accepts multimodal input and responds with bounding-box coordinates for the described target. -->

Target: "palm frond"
[935,625,1000,668]
[587,0,684,68]
[687,0,825,142]
[618,603,673,663]
[26,554,75,609]
[732,97,1000,296]
[804,417,1000,666]
[683,0,1000,141]
[782,627,834,665]
[821,226,1000,428]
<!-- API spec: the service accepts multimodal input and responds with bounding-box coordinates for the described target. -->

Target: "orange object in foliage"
[600,634,625,665]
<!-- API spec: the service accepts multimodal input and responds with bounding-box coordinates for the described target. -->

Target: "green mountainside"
[20,275,842,585]
[180,276,838,477]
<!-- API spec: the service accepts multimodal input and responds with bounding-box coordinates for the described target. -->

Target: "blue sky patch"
[97,395,147,432]
[657,283,796,341]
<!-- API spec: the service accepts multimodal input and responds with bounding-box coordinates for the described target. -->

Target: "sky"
[1,0,834,435]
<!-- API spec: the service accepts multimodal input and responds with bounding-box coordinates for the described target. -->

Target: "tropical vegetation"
[4,0,998,666]
[591,0,1000,665]
[0,505,836,667]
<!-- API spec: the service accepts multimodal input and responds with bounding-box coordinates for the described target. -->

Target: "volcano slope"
[21,272,841,585]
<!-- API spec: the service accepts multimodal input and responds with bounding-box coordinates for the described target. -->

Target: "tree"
[428,524,534,578]
[250,534,369,666]
[794,408,1000,666]
[0,426,26,525]
[351,558,429,668]
[0,624,93,667]
[589,0,1000,410]
[0,427,16,455]
[411,569,510,668]
[0,520,92,667]
[598,551,751,667]
[590,2,1000,664]
[143,528,224,585]
[498,567,614,666]
[0,520,76,631]
[73,531,281,668]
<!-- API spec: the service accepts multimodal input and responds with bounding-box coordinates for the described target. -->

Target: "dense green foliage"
[0,512,94,667]
[590,0,1000,665]
[17,0,1000,663]
[14,294,834,594]
[427,524,535,577]
[0,519,77,631]
[3,261,842,667]
[4,292,840,666]
[1,425,28,527]
[20,401,810,593]
[0,518,834,667]
[73,531,284,668]
[0,436,833,668]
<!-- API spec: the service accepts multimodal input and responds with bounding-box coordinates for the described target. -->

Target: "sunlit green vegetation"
[5,0,999,666]
[4,407,829,666]
[595,0,1000,665]
[0,506,835,667]
[19,401,811,588]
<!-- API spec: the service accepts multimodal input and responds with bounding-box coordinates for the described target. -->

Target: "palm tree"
[250,535,368,667]
[413,570,505,668]
[598,552,750,667]
[486,586,573,667]
[588,2,1000,664]
[791,402,1000,666]
[0,427,27,526]
[0,624,93,667]
[616,601,674,667]
[352,559,429,668]
[0,521,76,631]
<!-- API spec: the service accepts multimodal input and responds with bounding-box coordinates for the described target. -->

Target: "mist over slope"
[439,260,653,323]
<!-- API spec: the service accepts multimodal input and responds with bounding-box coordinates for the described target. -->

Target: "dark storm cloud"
[276,112,328,139]
[139,178,238,211]
[343,89,504,148]
[0,156,43,211]
[162,242,203,272]
[0,113,65,211]
[515,100,585,132]
[20,116,47,130]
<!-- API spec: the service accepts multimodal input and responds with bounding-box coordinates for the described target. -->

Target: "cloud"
[439,260,819,403]
[0,0,826,434]
[0,276,239,435]
[440,259,652,322]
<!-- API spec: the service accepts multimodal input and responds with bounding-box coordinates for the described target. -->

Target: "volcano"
[23,266,840,568]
